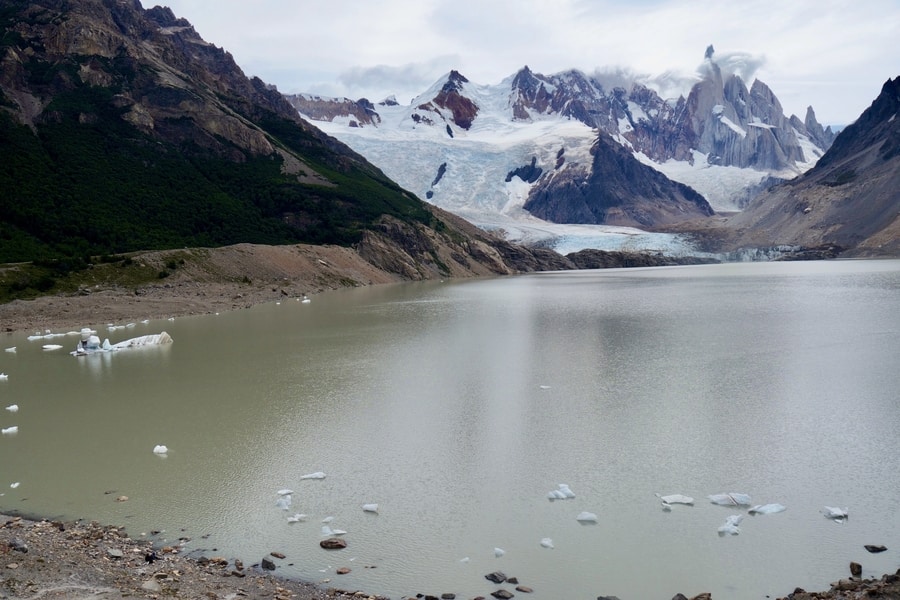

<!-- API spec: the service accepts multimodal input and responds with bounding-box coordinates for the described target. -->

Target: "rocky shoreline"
[3,511,899,600]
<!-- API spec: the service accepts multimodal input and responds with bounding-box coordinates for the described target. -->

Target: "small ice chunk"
[362,503,379,513]
[286,513,307,523]
[300,471,326,480]
[322,516,334,523]
[718,514,744,536]
[548,483,575,500]
[540,537,554,548]
[277,489,294,496]
[42,344,63,351]
[0,373,7,380]
[2,426,18,434]
[5,405,18,412]
[494,547,505,557]
[539,385,551,389]
[331,528,347,535]
[823,506,848,521]
[10,482,20,489]
[708,493,752,506]
[4,347,15,353]
[658,493,694,506]
[749,503,786,515]
[459,557,470,563]
[576,511,598,523]
[275,495,292,510]
[153,445,168,454]
[321,525,334,536]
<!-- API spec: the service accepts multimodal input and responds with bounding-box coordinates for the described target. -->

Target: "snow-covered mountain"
[288,48,834,255]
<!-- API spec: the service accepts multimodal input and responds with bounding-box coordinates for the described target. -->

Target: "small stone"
[6,563,18,569]
[441,594,456,599]
[491,591,514,600]
[320,537,347,550]
[336,567,351,574]
[507,577,519,584]
[261,557,276,571]
[515,587,532,593]
[234,559,243,570]
[865,544,888,553]
[230,569,246,577]
[115,495,129,502]
[9,538,27,553]
[141,579,162,592]
[850,561,862,578]
[485,571,507,584]
[270,551,286,559]
[107,548,124,559]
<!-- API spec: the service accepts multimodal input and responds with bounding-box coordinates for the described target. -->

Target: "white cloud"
[149,0,900,125]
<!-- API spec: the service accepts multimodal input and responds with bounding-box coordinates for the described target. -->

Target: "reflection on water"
[2,260,900,599]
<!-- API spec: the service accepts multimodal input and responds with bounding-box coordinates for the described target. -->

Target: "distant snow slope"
[311,102,712,256]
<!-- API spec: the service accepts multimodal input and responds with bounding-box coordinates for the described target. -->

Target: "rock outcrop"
[721,76,900,257]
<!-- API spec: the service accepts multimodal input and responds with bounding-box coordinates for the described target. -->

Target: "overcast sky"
[148,0,899,126]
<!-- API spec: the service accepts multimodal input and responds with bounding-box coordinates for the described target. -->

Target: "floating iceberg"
[540,538,554,549]
[2,426,18,434]
[749,503,786,515]
[718,514,744,536]
[548,483,576,500]
[494,547,505,557]
[362,503,379,513]
[152,445,168,454]
[300,471,326,480]
[576,511,598,523]
[823,506,848,522]
[708,493,752,506]
[5,405,18,412]
[657,493,694,507]
[275,495,292,511]
[72,331,173,356]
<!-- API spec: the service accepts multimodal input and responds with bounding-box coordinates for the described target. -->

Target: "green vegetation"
[0,45,433,267]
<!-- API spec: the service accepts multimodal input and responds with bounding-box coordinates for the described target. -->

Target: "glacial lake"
[2,259,900,600]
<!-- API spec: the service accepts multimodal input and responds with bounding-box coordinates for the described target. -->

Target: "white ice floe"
[576,511,598,523]
[540,537,554,548]
[152,445,168,454]
[362,503,379,513]
[459,557,470,563]
[5,405,18,412]
[718,514,744,536]
[494,547,505,557]
[321,516,334,523]
[287,513,307,523]
[823,506,849,522]
[322,525,347,536]
[42,344,64,351]
[300,471,326,480]
[748,503,786,515]
[548,483,576,500]
[657,493,694,507]
[275,495,292,511]
[10,482,19,489]
[4,347,15,353]
[708,493,752,506]
[2,426,18,434]
[0,373,8,380]
[277,489,294,496]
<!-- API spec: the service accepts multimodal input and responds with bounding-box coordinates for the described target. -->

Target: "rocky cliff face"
[524,134,714,227]
[720,76,900,257]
